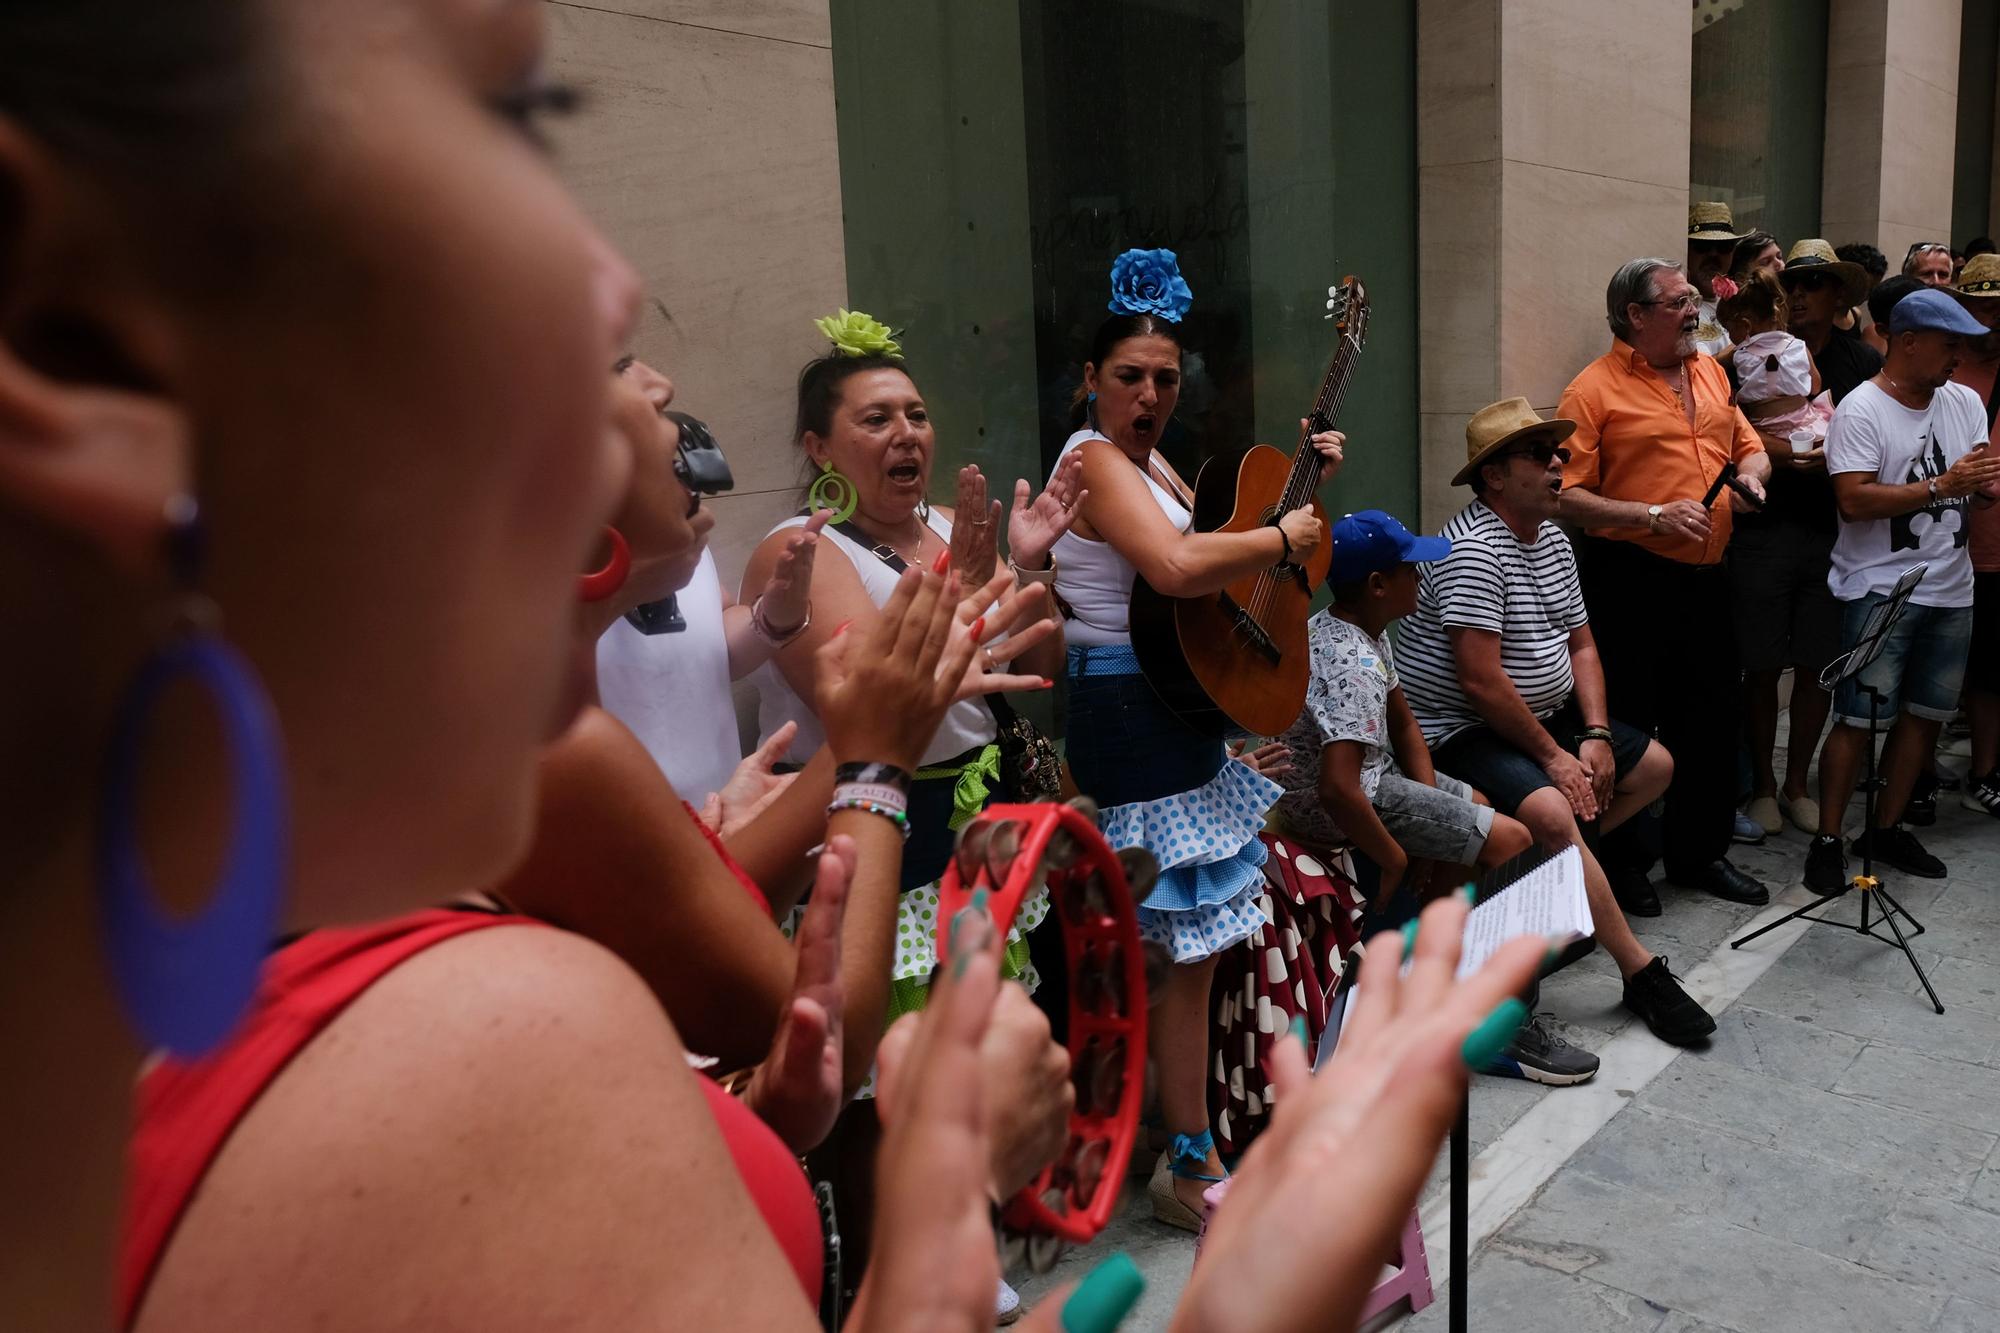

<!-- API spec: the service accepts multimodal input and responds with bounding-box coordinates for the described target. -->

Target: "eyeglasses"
[1504,442,1572,466]
[1639,294,1702,314]
[939,801,1154,1271]
[664,410,734,517]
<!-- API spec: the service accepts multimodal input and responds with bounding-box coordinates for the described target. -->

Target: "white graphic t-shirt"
[1825,380,1989,608]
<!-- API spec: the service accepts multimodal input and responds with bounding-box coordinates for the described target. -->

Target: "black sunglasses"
[1504,442,1571,466]
[664,410,734,517]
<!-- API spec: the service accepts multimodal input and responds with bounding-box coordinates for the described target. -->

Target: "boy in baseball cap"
[1272,510,1537,929]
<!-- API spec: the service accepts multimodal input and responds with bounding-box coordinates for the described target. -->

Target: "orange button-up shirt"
[1558,340,1764,565]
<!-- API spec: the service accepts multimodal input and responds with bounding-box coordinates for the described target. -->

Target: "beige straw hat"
[1956,253,2000,297]
[1453,398,1578,487]
[1687,202,1748,242]
[1777,239,1869,308]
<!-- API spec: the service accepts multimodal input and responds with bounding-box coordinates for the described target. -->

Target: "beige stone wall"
[544,0,845,595]
[1415,0,1689,530]
[1824,0,1964,259]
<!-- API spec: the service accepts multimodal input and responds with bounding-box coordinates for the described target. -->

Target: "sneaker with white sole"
[996,1278,1022,1326]
[1731,809,1766,844]
[1962,770,2000,817]
[1482,1014,1599,1085]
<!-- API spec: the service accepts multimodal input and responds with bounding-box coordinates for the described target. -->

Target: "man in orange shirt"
[1557,258,1773,910]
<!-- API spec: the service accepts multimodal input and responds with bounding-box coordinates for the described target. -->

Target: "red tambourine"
[934,799,1156,1269]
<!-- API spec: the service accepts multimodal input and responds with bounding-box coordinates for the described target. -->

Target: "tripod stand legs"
[1871,885,1945,1014]
[1730,879,1944,1014]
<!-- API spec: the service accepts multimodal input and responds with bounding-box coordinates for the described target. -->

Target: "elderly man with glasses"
[1554,258,1774,914]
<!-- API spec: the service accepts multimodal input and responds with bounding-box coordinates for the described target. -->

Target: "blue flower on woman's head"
[1108,248,1194,323]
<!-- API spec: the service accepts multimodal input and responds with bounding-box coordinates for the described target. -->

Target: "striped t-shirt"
[1397,501,1588,745]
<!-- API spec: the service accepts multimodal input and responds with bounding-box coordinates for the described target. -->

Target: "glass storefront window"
[1690,0,1827,244]
[830,0,1418,525]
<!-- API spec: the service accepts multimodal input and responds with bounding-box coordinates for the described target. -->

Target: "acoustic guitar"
[1129,276,1370,737]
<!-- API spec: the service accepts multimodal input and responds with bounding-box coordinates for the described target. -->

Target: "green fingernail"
[1289,1014,1308,1046]
[1400,918,1421,960]
[1062,1251,1145,1333]
[971,887,990,914]
[1461,997,1530,1071]
[1460,882,1479,906]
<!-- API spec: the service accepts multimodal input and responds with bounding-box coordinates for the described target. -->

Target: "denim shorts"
[1831,594,1973,729]
[1372,771,1494,864]
[1430,698,1652,820]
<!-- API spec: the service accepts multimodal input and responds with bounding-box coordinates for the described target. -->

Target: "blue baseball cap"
[1889,287,1988,336]
[1328,510,1452,583]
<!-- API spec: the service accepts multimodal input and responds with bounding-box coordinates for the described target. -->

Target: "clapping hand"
[755,509,827,635]
[952,568,1059,701]
[1008,450,1087,572]
[1173,896,1544,1332]
[1230,739,1294,781]
[949,465,1002,587]
[740,834,852,1153]
[697,721,799,837]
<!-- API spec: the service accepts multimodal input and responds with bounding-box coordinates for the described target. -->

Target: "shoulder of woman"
[146,924,790,1328]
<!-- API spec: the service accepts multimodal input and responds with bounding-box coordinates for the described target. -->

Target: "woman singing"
[1053,250,1344,1228]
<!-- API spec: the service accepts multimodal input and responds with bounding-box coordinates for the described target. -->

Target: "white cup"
[1789,430,1815,455]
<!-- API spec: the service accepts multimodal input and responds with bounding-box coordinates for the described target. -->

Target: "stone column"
[1415,0,1689,529]
[1822,0,1964,259]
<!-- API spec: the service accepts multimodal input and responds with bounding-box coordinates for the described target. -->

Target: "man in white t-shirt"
[1805,289,2000,892]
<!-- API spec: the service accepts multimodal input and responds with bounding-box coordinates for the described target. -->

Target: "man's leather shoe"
[1609,865,1662,917]
[1669,859,1770,906]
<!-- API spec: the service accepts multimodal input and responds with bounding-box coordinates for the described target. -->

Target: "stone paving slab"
[1015,760,2000,1331]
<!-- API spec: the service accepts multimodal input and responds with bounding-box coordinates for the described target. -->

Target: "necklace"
[1880,371,1932,405]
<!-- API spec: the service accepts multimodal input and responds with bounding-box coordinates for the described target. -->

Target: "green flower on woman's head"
[815,308,903,359]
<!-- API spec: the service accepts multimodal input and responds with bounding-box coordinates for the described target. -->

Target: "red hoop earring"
[577,527,631,603]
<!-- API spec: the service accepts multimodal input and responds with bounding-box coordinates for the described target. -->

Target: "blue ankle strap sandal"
[1149,1129,1225,1232]
[1168,1129,1225,1182]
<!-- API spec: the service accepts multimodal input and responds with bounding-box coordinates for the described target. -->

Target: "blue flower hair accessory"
[1107,248,1193,323]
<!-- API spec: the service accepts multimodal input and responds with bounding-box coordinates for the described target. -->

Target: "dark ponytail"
[1068,312,1183,427]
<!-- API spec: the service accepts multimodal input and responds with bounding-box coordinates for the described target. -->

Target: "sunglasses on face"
[664,410,734,517]
[1790,272,1836,293]
[1505,442,1572,466]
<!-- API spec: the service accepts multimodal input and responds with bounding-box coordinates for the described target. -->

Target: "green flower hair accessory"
[815,308,903,359]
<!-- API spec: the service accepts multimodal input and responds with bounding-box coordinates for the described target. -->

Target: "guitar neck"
[1280,330,1363,512]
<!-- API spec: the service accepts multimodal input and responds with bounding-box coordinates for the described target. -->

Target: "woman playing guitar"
[1051,249,1344,1229]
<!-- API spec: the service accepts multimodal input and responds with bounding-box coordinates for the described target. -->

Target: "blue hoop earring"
[97,508,288,1056]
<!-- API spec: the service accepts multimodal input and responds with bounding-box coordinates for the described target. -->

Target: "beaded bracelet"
[826,796,911,837]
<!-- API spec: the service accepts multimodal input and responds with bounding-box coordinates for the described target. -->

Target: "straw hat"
[1687,202,1747,242]
[1778,239,1868,308]
[1453,398,1578,487]
[1956,253,2000,297]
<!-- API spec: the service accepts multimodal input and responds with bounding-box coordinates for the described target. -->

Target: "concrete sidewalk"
[1014,773,2000,1332]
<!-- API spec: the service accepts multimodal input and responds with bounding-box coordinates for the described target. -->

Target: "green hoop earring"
[808,462,859,523]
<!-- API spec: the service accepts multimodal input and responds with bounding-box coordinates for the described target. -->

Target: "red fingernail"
[833,619,852,637]
[970,616,985,639]
[932,549,951,575]
[1039,678,1054,689]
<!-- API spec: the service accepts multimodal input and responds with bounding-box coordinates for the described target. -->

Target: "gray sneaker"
[1482,1014,1600,1086]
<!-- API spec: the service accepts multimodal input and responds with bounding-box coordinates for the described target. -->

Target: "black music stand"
[1730,562,1944,1013]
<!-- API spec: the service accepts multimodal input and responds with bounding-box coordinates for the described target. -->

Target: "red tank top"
[117,908,819,1327]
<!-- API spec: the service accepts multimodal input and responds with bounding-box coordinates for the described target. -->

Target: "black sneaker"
[1609,865,1662,918]
[1622,957,1716,1046]
[1803,834,1847,894]
[1961,770,2000,817]
[1904,771,1938,827]
[1482,1014,1600,1085]
[1851,825,1947,878]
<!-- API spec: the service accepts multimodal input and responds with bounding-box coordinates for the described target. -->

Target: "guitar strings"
[1245,321,1365,627]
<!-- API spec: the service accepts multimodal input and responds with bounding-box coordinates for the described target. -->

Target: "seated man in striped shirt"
[1398,399,1715,1049]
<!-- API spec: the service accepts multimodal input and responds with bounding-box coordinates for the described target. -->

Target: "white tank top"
[751,510,999,766]
[1050,428,1192,646]
[595,549,741,801]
